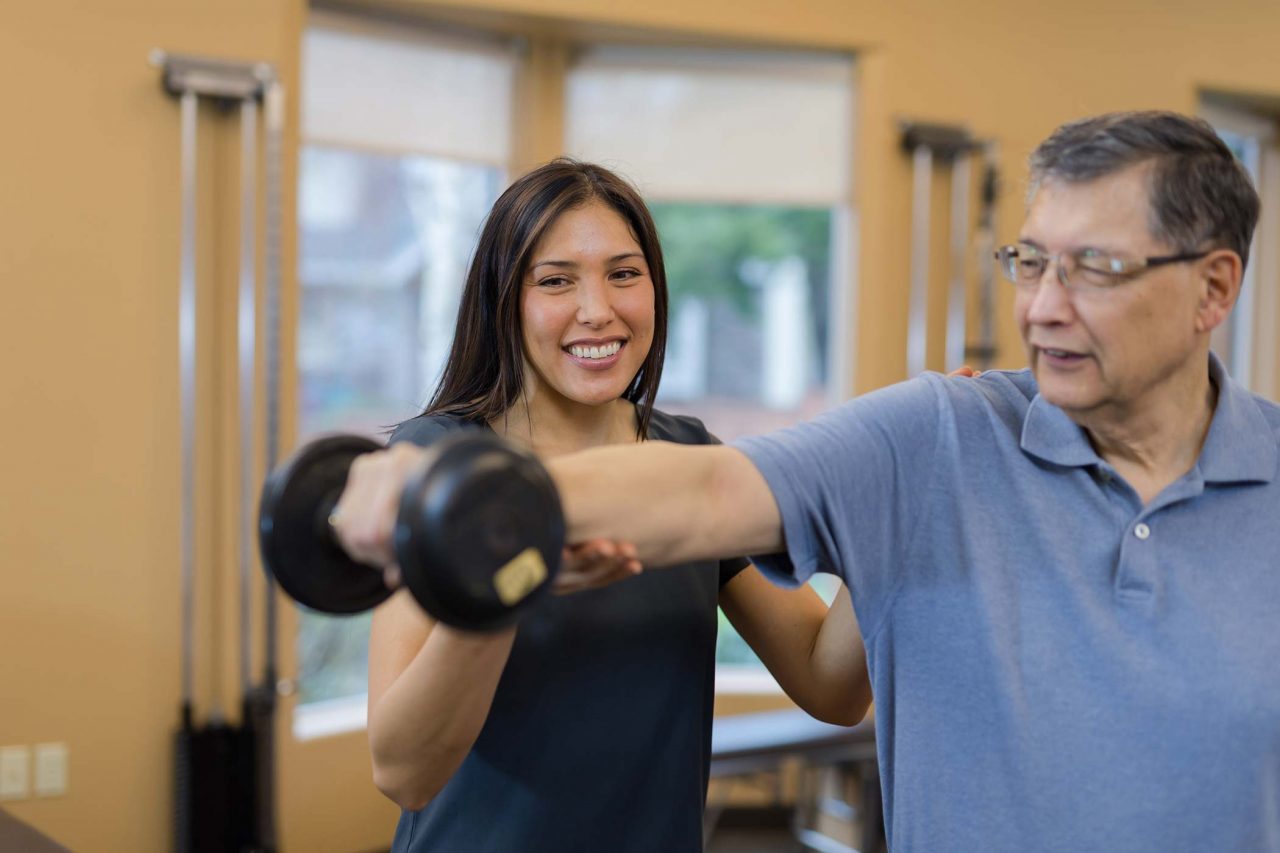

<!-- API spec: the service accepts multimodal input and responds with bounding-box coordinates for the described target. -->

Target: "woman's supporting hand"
[553,538,643,594]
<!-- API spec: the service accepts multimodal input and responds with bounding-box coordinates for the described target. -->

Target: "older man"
[338,111,1277,850]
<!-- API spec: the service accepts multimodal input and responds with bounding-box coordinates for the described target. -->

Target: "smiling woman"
[419,160,669,443]
[349,159,870,853]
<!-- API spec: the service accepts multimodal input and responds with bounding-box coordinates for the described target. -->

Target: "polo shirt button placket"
[1116,519,1157,602]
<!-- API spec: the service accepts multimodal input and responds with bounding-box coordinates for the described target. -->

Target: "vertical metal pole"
[946,154,971,373]
[263,79,284,481]
[255,75,285,853]
[174,87,199,853]
[261,78,283,683]
[975,147,999,370]
[179,89,199,720]
[239,98,258,695]
[907,145,932,377]
[157,51,281,853]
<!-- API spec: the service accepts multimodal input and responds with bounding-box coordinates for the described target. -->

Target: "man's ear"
[1195,249,1242,334]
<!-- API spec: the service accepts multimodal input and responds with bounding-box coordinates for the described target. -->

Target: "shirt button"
[1134,523,1151,540]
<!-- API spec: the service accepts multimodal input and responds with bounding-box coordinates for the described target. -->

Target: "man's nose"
[1023,259,1074,324]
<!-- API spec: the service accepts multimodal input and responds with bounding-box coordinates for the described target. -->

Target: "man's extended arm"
[548,441,785,566]
[332,438,785,575]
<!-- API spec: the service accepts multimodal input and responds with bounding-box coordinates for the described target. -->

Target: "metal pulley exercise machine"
[900,121,1001,375]
[152,49,284,853]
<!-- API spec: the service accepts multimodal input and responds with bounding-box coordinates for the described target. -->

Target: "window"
[1201,98,1280,396]
[650,202,837,439]
[566,46,856,673]
[295,148,502,708]
[295,13,513,718]
[292,21,857,723]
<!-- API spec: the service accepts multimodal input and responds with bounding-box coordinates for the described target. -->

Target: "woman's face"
[519,200,656,411]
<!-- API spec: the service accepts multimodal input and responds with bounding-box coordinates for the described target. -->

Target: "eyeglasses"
[994,243,1210,291]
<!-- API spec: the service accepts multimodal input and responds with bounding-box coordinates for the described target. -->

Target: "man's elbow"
[820,702,870,727]
[797,685,872,727]
[803,701,866,727]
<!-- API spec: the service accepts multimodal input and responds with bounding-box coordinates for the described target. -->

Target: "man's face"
[1015,163,1214,425]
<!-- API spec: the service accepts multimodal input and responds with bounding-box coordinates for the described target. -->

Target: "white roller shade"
[303,15,515,165]
[567,46,853,205]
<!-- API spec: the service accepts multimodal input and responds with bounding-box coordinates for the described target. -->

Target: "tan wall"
[0,1,316,850]
[3,0,1279,851]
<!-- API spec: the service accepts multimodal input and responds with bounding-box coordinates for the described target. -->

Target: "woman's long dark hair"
[416,159,669,439]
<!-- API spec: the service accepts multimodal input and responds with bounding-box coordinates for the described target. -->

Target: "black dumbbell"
[257,431,565,630]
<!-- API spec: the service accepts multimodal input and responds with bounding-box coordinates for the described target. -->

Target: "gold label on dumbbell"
[493,547,548,605]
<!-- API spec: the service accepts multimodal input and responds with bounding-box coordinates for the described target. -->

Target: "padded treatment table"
[708,709,882,853]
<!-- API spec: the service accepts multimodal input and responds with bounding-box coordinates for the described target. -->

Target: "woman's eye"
[611,268,641,283]
[537,276,571,288]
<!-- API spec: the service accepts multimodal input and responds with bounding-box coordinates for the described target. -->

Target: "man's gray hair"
[1029,111,1260,269]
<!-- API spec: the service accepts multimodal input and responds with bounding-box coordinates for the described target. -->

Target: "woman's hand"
[552,538,643,594]
[329,442,428,590]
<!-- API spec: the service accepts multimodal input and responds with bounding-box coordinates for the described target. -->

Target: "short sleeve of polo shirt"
[733,374,944,634]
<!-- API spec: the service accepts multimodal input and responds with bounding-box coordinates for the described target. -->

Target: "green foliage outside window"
[650,202,833,318]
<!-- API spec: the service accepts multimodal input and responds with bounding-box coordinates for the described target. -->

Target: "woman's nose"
[575,279,616,326]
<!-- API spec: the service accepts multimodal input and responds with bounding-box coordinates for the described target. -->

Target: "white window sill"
[714,665,784,695]
[293,693,368,741]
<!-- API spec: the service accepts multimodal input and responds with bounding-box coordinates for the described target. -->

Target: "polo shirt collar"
[1198,351,1276,484]
[1020,391,1100,469]
[1019,352,1276,484]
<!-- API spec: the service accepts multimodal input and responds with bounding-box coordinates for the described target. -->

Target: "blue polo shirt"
[735,354,1280,852]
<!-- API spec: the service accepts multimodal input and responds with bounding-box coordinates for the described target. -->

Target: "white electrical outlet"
[0,745,31,800]
[34,743,68,797]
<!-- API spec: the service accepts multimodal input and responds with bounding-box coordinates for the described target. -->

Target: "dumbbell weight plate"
[395,432,564,631]
[258,434,392,615]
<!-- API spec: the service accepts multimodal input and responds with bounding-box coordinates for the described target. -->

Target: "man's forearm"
[547,441,784,566]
